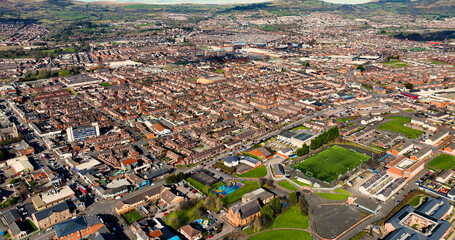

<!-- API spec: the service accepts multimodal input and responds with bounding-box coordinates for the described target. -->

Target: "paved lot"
[313,203,369,239]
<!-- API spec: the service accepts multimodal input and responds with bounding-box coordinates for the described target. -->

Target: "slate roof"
[2,209,21,224]
[231,200,261,220]
[33,201,70,221]
[54,216,101,238]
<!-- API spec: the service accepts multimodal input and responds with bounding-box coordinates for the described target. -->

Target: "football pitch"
[293,145,371,183]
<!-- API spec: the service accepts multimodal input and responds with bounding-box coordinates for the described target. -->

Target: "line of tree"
[165,172,186,184]
[309,126,339,150]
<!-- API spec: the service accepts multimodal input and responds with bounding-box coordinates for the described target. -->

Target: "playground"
[212,181,244,197]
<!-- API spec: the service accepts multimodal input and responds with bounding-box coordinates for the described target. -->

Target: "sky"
[79,0,373,4]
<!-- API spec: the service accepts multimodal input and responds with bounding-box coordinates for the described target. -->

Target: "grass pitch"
[428,154,455,170]
[293,145,370,183]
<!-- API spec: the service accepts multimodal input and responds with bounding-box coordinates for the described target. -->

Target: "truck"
[78,185,87,195]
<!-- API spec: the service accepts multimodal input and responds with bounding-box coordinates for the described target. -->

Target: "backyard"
[122,210,143,224]
[293,145,370,183]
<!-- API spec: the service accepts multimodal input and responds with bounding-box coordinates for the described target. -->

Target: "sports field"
[428,154,455,170]
[293,145,370,183]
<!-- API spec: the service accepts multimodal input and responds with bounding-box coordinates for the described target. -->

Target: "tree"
[270,197,282,215]
[405,83,414,90]
[296,148,306,156]
[310,137,321,150]
[265,179,274,187]
[261,204,274,220]
[356,65,365,72]
[176,172,186,181]
[258,178,266,187]
[165,174,178,184]
[298,196,308,215]
[289,192,298,205]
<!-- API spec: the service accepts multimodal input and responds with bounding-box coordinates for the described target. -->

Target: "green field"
[315,192,350,201]
[293,145,370,183]
[278,181,299,191]
[237,165,267,178]
[271,206,309,229]
[222,181,260,205]
[383,61,409,68]
[389,116,411,123]
[428,154,455,170]
[409,195,426,207]
[378,121,423,139]
[122,210,142,224]
[249,230,311,240]
[292,179,312,187]
[291,126,309,131]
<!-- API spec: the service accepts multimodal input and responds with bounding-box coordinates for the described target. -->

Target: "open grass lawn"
[335,188,352,195]
[245,207,309,235]
[383,61,409,68]
[222,181,260,205]
[271,206,309,229]
[378,121,423,139]
[278,181,299,191]
[293,145,370,183]
[186,177,209,195]
[100,82,111,86]
[122,210,142,224]
[249,230,312,240]
[428,154,455,170]
[409,195,426,207]
[389,116,411,123]
[237,165,267,178]
[315,192,350,201]
[430,60,448,65]
[291,126,309,131]
[292,179,312,187]
[164,203,202,229]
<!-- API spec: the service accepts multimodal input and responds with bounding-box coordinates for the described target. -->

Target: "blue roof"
[417,198,450,220]
[54,216,87,238]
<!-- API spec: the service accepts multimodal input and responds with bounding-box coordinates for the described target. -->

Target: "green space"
[244,206,309,235]
[122,210,143,224]
[66,89,77,95]
[222,181,260,205]
[242,152,263,160]
[378,121,423,139]
[237,165,267,178]
[337,117,355,123]
[293,145,370,183]
[271,206,309,229]
[405,109,415,112]
[409,195,426,207]
[369,144,386,152]
[27,220,39,232]
[335,188,352,195]
[291,126,309,131]
[186,177,222,195]
[249,230,311,240]
[292,179,312,187]
[389,116,411,123]
[164,201,204,229]
[383,61,409,68]
[315,192,350,201]
[430,60,448,65]
[278,181,299,191]
[428,154,455,170]
[100,82,111,86]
